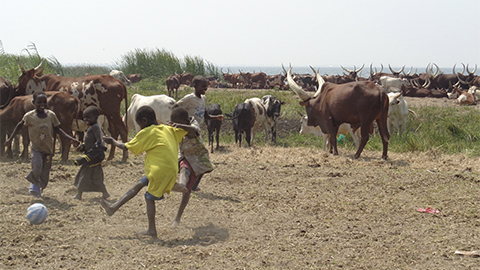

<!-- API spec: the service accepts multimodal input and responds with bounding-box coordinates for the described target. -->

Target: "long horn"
[467,64,477,75]
[341,65,352,73]
[370,63,375,76]
[34,59,44,71]
[423,77,431,89]
[389,64,395,74]
[17,57,26,73]
[432,63,440,76]
[355,63,365,73]
[287,67,311,102]
[457,73,468,85]
[309,66,325,98]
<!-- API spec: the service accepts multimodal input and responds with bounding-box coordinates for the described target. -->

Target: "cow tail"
[123,84,128,130]
[75,97,82,131]
[380,92,390,142]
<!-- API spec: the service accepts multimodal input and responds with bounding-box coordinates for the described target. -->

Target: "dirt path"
[1,143,480,269]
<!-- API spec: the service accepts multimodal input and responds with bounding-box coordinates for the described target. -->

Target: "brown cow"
[287,67,390,159]
[127,74,142,83]
[221,69,242,88]
[0,76,17,109]
[166,73,181,98]
[179,72,194,86]
[0,92,80,162]
[16,59,129,162]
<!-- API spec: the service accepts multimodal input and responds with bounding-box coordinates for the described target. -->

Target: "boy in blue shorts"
[101,106,196,238]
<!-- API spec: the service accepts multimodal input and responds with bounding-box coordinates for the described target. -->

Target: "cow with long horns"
[287,66,390,159]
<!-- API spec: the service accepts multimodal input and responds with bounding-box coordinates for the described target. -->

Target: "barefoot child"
[4,92,80,197]
[73,106,109,200]
[172,75,223,226]
[101,106,196,237]
[172,113,215,226]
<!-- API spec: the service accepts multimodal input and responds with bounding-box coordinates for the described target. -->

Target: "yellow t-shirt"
[125,124,187,198]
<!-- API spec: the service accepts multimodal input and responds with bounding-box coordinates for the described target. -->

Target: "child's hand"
[167,121,179,128]
[76,144,85,152]
[71,139,81,147]
[4,138,12,147]
[217,115,224,122]
[103,136,114,144]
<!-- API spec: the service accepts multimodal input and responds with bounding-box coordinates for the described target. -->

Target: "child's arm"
[4,120,24,147]
[54,126,81,147]
[103,136,127,150]
[204,111,224,122]
[168,122,198,137]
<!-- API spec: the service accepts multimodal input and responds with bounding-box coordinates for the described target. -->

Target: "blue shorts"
[140,176,165,201]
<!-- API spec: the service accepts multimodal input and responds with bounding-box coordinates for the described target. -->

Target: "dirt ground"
[2,96,480,269]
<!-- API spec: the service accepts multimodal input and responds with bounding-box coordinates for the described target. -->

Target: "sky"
[2,0,479,70]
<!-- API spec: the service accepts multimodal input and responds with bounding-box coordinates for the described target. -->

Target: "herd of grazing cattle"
[1,61,479,163]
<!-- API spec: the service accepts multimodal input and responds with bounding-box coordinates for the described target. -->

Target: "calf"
[262,95,285,144]
[448,86,477,105]
[125,94,176,134]
[228,103,253,147]
[206,103,222,153]
[244,97,271,145]
[387,92,409,135]
[166,74,181,98]
[300,115,361,150]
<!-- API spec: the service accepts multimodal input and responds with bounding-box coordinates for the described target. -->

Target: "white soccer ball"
[26,203,48,225]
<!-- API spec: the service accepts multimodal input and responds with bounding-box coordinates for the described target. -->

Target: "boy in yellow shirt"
[102,106,196,238]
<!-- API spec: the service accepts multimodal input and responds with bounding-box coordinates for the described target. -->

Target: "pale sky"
[2,0,479,69]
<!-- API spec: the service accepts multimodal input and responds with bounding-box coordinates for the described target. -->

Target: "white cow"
[468,86,480,101]
[299,115,361,150]
[125,94,176,133]
[387,92,410,135]
[110,70,131,85]
[379,76,410,93]
[244,97,273,145]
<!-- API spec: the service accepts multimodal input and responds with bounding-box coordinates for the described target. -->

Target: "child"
[4,92,80,197]
[172,112,215,226]
[101,106,197,238]
[73,106,109,200]
[176,75,224,132]
[173,76,223,226]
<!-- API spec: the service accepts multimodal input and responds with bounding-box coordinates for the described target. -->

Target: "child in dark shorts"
[101,106,196,238]
[73,106,109,200]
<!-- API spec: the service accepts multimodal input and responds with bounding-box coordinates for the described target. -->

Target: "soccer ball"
[26,203,48,225]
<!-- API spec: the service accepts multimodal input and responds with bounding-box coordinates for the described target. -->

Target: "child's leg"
[25,149,43,187]
[100,177,146,216]
[172,168,193,226]
[39,154,52,190]
[136,197,157,237]
[73,191,83,200]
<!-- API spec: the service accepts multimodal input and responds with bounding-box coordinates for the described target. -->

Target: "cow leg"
[271,126,277,145]
[376,119,390,160]
[245,129,251,147]
[354,125,371,159]
[215,127,220,150]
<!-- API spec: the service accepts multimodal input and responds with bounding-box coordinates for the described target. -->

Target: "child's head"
[83,106,99,126]
[170,107,190,125]
[192,75,208,97]
[135,106,157,129]
[32,92,47,113]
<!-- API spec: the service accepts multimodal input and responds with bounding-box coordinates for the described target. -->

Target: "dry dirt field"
[2,96,480,269]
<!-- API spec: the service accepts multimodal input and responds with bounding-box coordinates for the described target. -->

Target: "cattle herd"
[0,60,479,163]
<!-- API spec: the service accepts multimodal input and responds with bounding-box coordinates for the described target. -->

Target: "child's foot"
[102,192,110,199]
[29,184,42,197]
[72,194,82,200]
[100,199,116,216]
[193,187,201,192]
[172,219,180,227]
[172,183,188,193]
[135,230,158,238]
